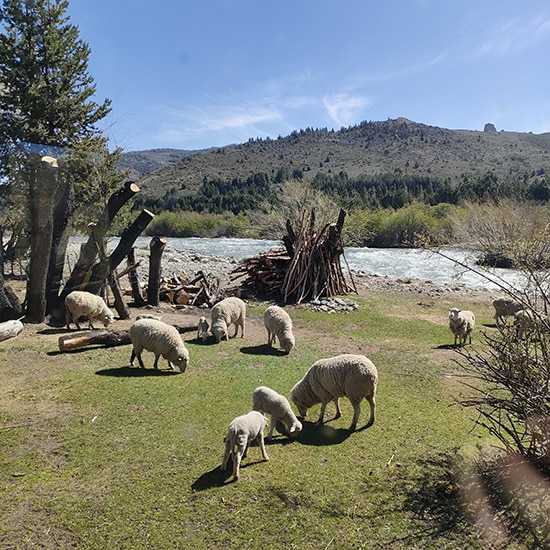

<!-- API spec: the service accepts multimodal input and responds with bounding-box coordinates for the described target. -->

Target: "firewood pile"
[123,270,219,307]
[232,209,357,304]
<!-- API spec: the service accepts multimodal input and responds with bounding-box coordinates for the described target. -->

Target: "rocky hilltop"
[122,118,550,197]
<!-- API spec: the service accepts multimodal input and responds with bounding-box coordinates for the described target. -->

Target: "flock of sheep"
[448,296,548,346]
[63,290,379,481]
[64,287,547,480]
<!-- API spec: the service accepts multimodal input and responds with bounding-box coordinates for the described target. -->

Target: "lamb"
[263,305,295,353]
[252,386,302,440]
[221,410,269,481]
[210,296,246,342]
[448,307,475,346]
[290,354,378,431]
[196,316,209,342]
[65,290,114,330]
[492,297,523,326]
[129,318,189,372]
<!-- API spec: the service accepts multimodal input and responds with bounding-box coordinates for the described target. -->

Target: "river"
[120,236,525,291]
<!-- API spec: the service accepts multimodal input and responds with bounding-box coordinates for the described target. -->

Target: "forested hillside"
[127,118,550,202]
[119,117,550,251]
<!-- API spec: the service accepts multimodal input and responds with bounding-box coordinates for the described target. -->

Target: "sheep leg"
[348,400,362,431]
[333,397,342,420]
[365,395,376,428]
[221,438,232,471]
[257,432,269,461]
[233,443,248,480]
[130,349,146,369]
[88,318,95,329]
[153,355,161,369]
[267,415,275,440]
[316,401,329,425]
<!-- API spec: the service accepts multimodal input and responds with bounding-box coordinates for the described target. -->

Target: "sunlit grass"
[0,293,494,548]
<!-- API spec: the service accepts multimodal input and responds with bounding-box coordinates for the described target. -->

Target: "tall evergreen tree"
[0,0,123,322]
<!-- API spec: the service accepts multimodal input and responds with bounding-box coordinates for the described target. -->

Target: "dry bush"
[451,200,550,268]
[253,180,339,239]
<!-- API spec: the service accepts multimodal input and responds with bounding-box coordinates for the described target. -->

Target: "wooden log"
[58,319,200,352]
[0,319,24,342]
[58,330,131,351]
[147,236,166,306]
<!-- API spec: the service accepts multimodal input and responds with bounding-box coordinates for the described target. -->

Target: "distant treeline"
[134,170,550,215]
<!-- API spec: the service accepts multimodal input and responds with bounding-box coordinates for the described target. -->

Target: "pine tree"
[0,0,123,322]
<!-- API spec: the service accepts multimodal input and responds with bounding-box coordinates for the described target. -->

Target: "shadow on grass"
[191,465,233,490]
[191,459,268,490]
[95,366,181,377]
[350,451,479,547]
[295,420,352,446]
[435,343,462,350]
[240,344,289,356]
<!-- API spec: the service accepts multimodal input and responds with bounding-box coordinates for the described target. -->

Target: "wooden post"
[108,271,131,320]
[147,236,166,306]
[126,248,146,306]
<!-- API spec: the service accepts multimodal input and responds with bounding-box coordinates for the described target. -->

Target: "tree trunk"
[26,155,60,323]
[45,174,75,319]
[147,236,166,306]
[56,182,142,316]
[126,248,146,306]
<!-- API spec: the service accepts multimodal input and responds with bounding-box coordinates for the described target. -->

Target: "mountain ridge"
[121,118,550,196]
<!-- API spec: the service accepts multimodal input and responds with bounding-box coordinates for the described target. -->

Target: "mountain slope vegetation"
[127,118,550,198]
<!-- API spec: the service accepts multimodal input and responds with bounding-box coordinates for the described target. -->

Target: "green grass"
[0,295,494,549]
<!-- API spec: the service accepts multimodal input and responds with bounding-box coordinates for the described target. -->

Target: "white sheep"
[448,307,476,346]
[196,316,209,342]
[65,290,114,330]
[221,410,269,481]
[252,386,302,440]
[492,297,523,326]
[290,354,378,431]
[263,305,295,353]
[210,296,246,342]
[514,308,550,339]
[129,318,189,372]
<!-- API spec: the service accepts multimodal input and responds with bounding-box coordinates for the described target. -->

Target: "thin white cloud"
[476,14,550,57]
[322,93,374,127]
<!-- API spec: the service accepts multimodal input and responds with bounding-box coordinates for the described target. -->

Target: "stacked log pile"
[123,270,219,308]
[232,209,356,304]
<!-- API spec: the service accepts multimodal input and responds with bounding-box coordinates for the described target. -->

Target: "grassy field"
[0,285,505,549]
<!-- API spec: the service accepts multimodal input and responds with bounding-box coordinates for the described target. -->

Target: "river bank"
[63,239,498,305]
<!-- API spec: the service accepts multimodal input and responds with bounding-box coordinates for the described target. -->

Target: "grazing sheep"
[263,305,295,353]
[65,290,114,330]
[196,316,209,342]
[514,308,550,339]
[221,411,269,480]
[129,318,189,372]
[210,297,246,342]
[252,386,302,440]
[492,297,523,326]
[448,307,476,346]
[291,354,378,431]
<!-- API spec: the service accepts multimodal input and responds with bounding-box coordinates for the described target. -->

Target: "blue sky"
[66,1,550,152]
